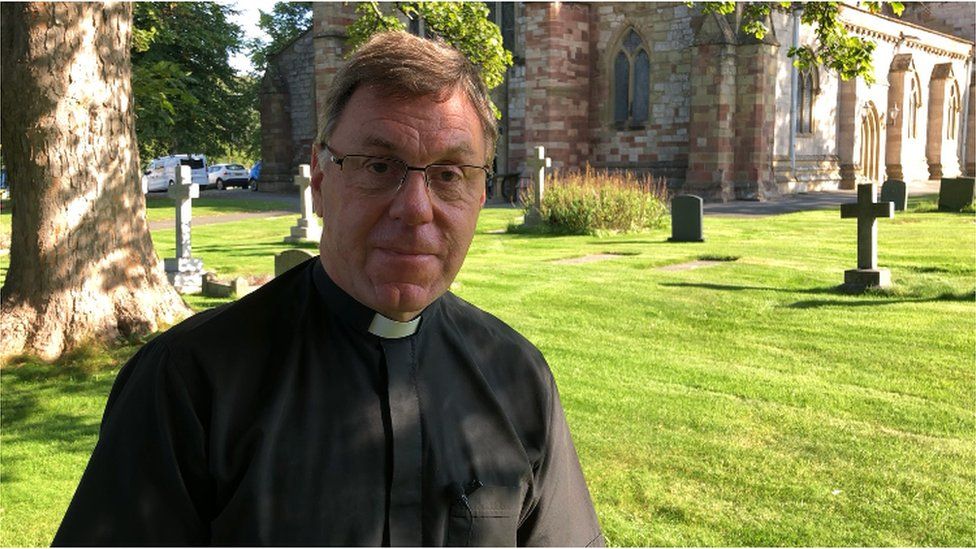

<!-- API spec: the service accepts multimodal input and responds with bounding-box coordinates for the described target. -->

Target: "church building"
[259,2,975,203]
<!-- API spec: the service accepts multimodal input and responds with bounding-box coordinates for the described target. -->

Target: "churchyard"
[1,192,974,546]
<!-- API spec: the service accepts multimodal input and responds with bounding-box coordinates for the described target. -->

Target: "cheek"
[320,192,374,257]
[440,207,481,264]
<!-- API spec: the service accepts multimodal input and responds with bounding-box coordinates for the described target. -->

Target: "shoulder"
[436,292,554,389]
[128,259,319,391]
[157,259,315,353]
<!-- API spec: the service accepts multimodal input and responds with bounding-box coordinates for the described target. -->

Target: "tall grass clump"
[521,166,670,235]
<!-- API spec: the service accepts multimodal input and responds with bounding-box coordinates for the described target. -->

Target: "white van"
[144,154,208,192]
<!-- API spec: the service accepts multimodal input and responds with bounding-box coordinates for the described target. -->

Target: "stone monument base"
[284,223,322,244]
[165,257,204,294]
[166,271,204,294]
[524,210,542,227]
[843,268,891,290]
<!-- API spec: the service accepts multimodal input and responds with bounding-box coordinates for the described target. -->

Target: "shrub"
[520,166,670,235]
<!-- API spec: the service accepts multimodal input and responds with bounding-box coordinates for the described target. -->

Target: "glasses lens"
[343,156,406,194]
[426,165,486,202]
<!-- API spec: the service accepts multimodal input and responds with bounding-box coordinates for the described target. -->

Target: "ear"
[310,143,324,218]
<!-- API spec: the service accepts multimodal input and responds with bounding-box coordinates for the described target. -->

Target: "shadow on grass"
[659,282,976,308]
[788,290,975,309]
[660,282,836,295]
[2,343,135,438]
[1,359,117,482]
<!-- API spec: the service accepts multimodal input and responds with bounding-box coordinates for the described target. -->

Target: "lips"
[374,248,438,261]
[373,244,440,257]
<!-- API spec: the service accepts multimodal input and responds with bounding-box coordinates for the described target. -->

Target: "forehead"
[332,85,486,160]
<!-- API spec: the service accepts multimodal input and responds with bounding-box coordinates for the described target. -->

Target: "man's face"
[310,85,487,321]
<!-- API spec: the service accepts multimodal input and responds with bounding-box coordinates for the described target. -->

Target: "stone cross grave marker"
[164,165,204,293]
[879,179,907,211]
[840,183,894,289]
[668,194,705,242]
[524,146,551,226]
[285,164,322,243]
[275,249,316,277]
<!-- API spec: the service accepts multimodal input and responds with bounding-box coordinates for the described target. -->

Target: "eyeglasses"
[322,143,491,203]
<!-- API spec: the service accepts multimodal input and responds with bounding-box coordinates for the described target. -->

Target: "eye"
[362,158,394,175]
[429,166,464,183]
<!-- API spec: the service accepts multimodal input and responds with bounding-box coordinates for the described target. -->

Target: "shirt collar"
[367,314,420,339]
[312,259,424,339]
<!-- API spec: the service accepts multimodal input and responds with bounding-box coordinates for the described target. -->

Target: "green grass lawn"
[143,194,296,223]
[2,201,974,546]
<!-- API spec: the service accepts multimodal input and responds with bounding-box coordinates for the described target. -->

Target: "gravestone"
[879,179,907,211]
[202,273,250,298]
[524,146,551,226]
[275,249,315,277]
[668,195,704,242]
[285,164,322,243]
[938,177,975,211]
[164,166,204,293]
[840,183,894,289]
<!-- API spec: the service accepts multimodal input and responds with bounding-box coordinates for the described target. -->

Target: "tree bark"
[0,2,190,362]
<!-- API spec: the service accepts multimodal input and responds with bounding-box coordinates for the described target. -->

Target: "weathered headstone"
[840,183,894,289]
[202,273,250,298]
[275,249,315,277]
[285,164,322,243]
[524,146,551,226]
[164,166,204,293]
[938,177,975,211]
[668,194,704,242]
[879,179,907,211]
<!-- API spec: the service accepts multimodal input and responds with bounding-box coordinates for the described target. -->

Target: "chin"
[371,280,444,319]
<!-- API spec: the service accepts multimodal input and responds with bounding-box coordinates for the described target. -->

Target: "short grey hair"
[316,31,497,163]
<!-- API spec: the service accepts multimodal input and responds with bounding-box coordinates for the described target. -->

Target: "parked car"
[249,161,262,189]
[144,154,208,192]
[207,163,251,190]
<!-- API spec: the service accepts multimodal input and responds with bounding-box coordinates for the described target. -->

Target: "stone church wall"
[588,3,694,182]
[772,11,841,192]
[267,2,973,198]
[897,2,976,43]
[259,31,315,193]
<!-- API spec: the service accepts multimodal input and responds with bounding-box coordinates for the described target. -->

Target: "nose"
[388,169,434,225]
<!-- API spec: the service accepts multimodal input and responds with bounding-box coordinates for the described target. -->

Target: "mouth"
[374,247,439,259]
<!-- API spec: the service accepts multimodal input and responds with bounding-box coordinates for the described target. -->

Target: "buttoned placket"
[379,335,423,546]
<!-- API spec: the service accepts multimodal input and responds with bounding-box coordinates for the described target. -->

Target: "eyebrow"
[359,135,478,164]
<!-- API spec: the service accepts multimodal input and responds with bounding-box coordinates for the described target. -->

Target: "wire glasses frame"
[322,143,492,202]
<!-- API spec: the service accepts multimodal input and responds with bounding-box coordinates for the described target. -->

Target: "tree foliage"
[347,2,513,115]
[248,2,313,73]
[692,1,905,84]
[131,2,258,165]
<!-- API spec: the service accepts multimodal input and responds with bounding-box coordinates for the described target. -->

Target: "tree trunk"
[0,3,190,362]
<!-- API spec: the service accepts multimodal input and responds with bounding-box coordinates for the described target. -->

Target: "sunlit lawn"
[143,193,296,223]
[2,199,974,546]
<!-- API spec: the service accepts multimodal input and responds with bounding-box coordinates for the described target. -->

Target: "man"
[54,32,602,547]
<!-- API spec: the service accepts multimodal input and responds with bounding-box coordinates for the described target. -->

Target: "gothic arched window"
[612,29,650,128]
[908,73,921,139]
[947,81,960,140]
[797,69,818,134]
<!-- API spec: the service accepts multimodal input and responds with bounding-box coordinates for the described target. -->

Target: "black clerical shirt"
[53,259,603,546]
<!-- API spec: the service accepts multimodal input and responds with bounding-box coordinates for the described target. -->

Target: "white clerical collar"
[368,313,421,339]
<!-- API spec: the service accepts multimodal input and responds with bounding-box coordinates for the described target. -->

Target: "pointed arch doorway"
[858,102,881,182]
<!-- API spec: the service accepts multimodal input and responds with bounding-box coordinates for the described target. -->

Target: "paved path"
[146,189,299,229]
[703,180,940,217]
[148,210,296,230]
